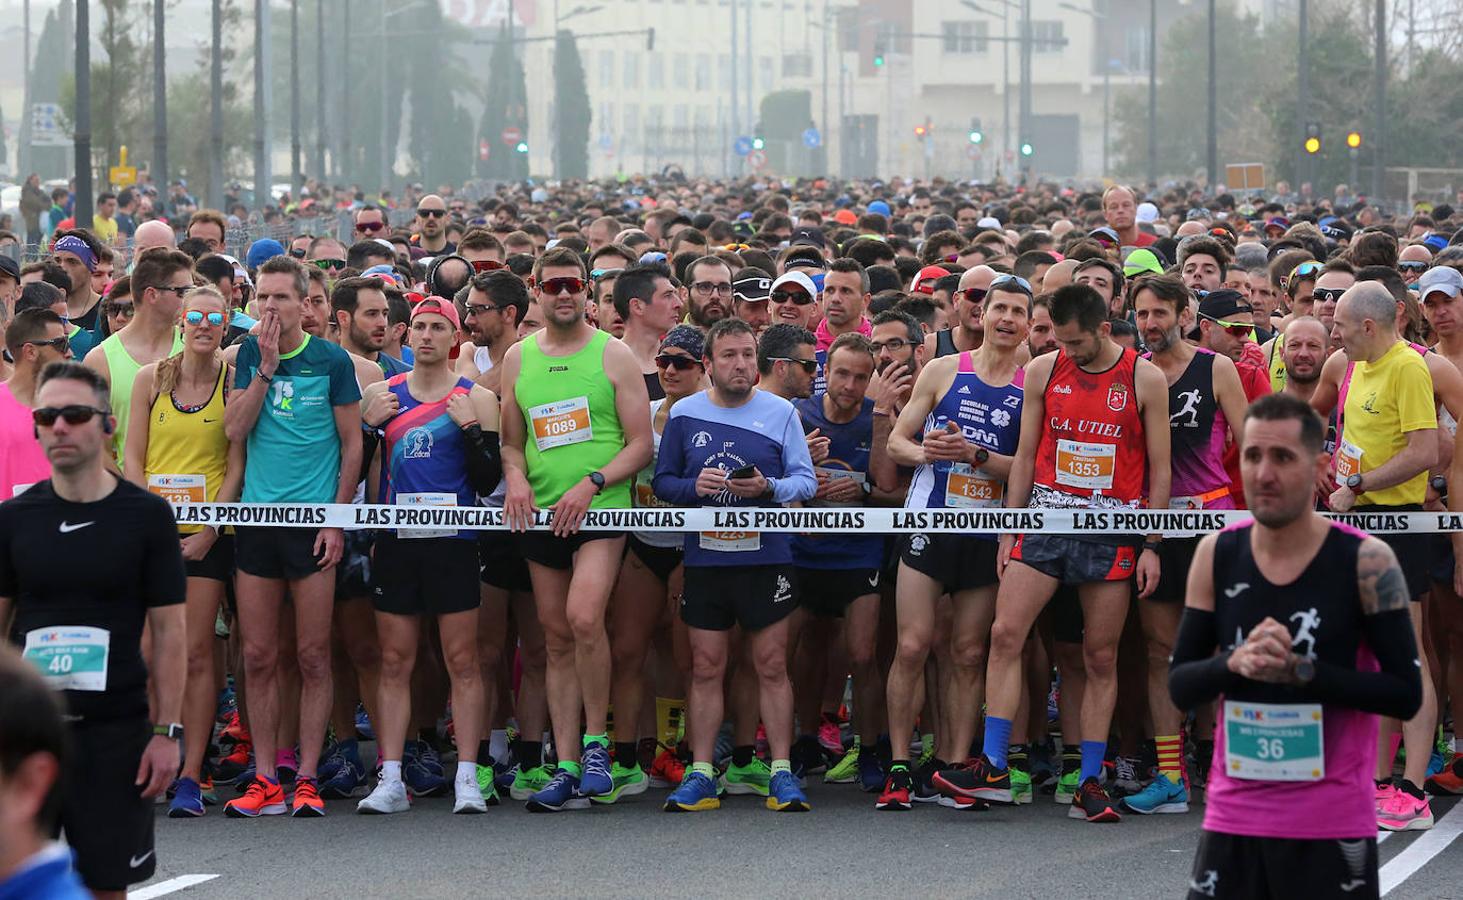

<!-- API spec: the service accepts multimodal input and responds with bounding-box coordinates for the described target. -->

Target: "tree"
[477,24,528,181]
[402,0,474,188]
[553,30,590,179]
[27,1,74,178]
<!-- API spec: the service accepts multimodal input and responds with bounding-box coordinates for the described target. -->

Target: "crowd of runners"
[1,172,1459,898]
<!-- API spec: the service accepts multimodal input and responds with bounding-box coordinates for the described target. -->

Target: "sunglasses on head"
[1284,261,1323,287]
[655,353,702,372]
[471,259,505,272]
[591,267,624,280]
[769,356,819,374]
[1312,287,1347,304]
[32,404,108,427]
[355,221,386,233]
[990,273,1033,295]
[418,208,447,218]
[313,258,346,271]
[540,276,586,296]
[770,289,814,305]
[185,310,226,327]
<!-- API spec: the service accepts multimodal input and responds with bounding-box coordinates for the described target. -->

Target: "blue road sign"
[734,136,754,156]
[803,128,821,148]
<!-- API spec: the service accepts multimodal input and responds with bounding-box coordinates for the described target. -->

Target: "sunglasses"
[1399,261,1428,274]
[471,259,505,272]
[1199,313,1255,338]
[464,303,503,317]
[591,267,624,280]
[655,353,702,372]
[540,276,586,296]
[106,302,135,317]
[1284,261,1323,288]
[990,274,1033,295]
[418,208,447,218]
[769,356,819,374]
[33,404,109,427]
[959,287,989,305]
[1311,287,1347,304]
[185,310,226,327]
[313,258,346,271]
[355,221,386,233]
[770,289,814,305]
[152,284,192,298]
[289,248,307,258]
[25,335,70,353]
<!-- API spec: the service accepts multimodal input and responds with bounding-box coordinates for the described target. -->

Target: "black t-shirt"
[643,371,666,402]
[0,478,186,722]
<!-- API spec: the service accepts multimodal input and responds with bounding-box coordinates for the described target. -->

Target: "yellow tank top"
[144,362,230,532]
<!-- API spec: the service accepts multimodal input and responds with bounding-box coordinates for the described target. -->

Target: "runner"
[1125,273,1248,816]
[355,297,502,815]
[331,276,411,378]
[223,255,363,818]
[0,360,186,897]
[654,317,817,812]
[614,263,686,402]
[937,282,1170,823]
[0,309,71,500]
[455,269,530,389]
[121,287,244,818]
[498,245,652,811]
[1277,317,1329,404]
[924,265,996,359]
[1171,392,1422,899]
[881,274,1030,810]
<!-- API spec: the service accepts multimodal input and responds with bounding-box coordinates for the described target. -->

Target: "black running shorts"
[59,715,157,891]
[1188,829,1377,899]
[682,564,798,632]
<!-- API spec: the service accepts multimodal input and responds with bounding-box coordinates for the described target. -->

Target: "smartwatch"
[1430,475,1447,496]
[1345,473,1364,491]
[587,471,606,493]
[974,447,990,465]
[153,722,185,741]
[1292,656,1316,686]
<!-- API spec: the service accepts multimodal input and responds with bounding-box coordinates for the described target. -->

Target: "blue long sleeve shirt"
[654,389,817,567]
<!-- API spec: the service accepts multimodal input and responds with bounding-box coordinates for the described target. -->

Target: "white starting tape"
[170,502,1460,536]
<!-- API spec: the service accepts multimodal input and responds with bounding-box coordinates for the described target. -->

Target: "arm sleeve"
[1304,609,1423,719]
[330,351,363,405]
[462,425,503,497]
[233,340,258,390]
[143,497,187,608]
[1396,361,1438,433]
[1168,608,1238,710]
[772,408,818,503]
[653,414,702,505]
[359,426,380,485]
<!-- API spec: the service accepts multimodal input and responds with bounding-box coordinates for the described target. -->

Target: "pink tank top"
[0,383,51,500]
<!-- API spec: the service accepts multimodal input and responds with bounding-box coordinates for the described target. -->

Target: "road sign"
[734,136,754,157]
[802,128,821,149]
[1225,163,1265,191]
[501,125,523,146]
[748,149,767,169]
[31,102,68,147]
[108,145,137,187]
[479,139,490,161]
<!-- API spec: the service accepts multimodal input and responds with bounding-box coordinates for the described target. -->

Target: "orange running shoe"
[291,777,325,817]
[224,776,286,818]
[1425,754,1463,796]
[649,745,687,788]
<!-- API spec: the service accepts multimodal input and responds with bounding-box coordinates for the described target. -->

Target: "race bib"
[528,397,593,452]
[148,473,207,504]
[699,531,761,552]
[396,491,456,539]
[1223,700,1324,782]
[813,467,866,508]
[23,626,110,692]
[1334,440,1363,484]
[1054,440,1116,491]
[945,463,1003,508]
[11,482,34,497]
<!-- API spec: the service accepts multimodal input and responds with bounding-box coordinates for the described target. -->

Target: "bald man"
[924,265,995,358]
[132,219,177,255]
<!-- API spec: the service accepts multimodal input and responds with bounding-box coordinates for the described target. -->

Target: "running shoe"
[354,703,375,741]
[404,754,448,798]
[291,777,324,817]
[591,762,649,804]
[754,723,770,759]
[231,765,257,793]
[320,753,367,800]
[722,758,773,796]
[818,714,845,756]
[767,770,811,812]
[1068,777,1122,822]
[168,777,206,818]
[1376,780,1397,813]
[277,763,298,789]
[218,710,247,746]
[1426,748,1446,779]
[580,741,614,797]
[525,769,589,812]
[1054,769,1080,804]
[877,769,912,811]
[409,740,444,777]
[215,742,252,782]
[791,735,827,778]
[199,775,218,806]
[649,745,687,788]
[357,779,411,815]
[911,762,943,804]
[1191,739,1214,788]
[1378,784,1434,831]
[225,776,287,818]
[1030,744,1056,788]
[454,772,488,814]
[318,742,344,782]
[1121,772,1189,815]
[1425,755,1463,795]
[857,750,885,793]
[1112,755,1142,797]
[825,741,861,784]
[493,763,519,794]
[474,764,502,806]
[1010,767,1033,805]
[510,765,554,801]
[932,755,1012,804]
[664,771,720,812]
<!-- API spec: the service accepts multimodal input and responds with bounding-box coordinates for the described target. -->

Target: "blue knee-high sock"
[982,717,1013,769]
[1080,740,1107,783]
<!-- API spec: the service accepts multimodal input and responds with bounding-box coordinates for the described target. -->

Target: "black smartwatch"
[1430,475,1447,496]
[1345,473,1364,491]
[974,447,990,465]
[587,471,606,493]
[153,722,184,742]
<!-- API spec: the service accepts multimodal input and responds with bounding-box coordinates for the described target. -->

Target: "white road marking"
[128,874,220,899]
[1379,804,1463,896]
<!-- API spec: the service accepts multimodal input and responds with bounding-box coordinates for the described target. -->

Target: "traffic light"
[914,123,928,139]
[968,117,983,145]
[515,141,529,154]
[1020,141,1034,157]
[873,33,887,67]
[1304,122,1321,155]
[1346,130,1362,149]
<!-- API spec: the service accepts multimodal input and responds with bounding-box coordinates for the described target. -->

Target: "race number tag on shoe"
[1223,701,1324,782]
[1054,440,1116,491]
[148,473,207,503]
[945,463,1002,508]
[528,397,592,452]
[396,492,456,539]
[699,531,761,552]
[23,626,110,691]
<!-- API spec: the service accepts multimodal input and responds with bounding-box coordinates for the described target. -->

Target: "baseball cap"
[832,209,858,226]
[867,200,891,217]
[732,268,773,303]
[976,216,1002,229]
[361,264,402,286]
[1263,217,1290,234]
[1123,248,1165,278]
[246,238,285,270]
[1089,226,1121,247]
[770,271,818,299]
[790,227,826,249]
[0,254,20,282]
[220,254,252,288]
[910,265,950,294]
[1197,290,1253,321]
[1136,202,1159,224]
[1422,232,1449,253]
[410,295,461,331]
[1417,266,1463,301]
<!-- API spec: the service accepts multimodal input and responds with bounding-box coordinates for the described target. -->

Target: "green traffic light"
[1020,142,1033,157]
[969,131,983,145]
[752,137,765,150]
[516,142,528,153]
[874,54,885,67]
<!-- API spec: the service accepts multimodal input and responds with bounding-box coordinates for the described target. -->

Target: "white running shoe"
[453,775,488,814]
[357,778,410,814]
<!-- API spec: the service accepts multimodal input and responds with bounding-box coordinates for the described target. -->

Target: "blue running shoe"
[494,763,519,794]
[1426,748,1446,779]
[354,704,375,742]
[664,772,720,812]
[525,768,589,812]
[767,770,811,812]
[232,764,257,793]
[580,742,613,797]
[318,743,344,783]
[320,753,367,799]
[403,754,448,798]
[858,750,885,794]
[168,777,206,818]
[1121,772,1189,815]
[406,740,444,777]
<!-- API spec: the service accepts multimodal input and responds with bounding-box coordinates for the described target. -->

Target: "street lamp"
[1059,2,1115,179]
[960,0,1017,165]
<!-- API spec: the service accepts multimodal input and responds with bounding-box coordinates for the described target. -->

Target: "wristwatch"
[1292,655,1316,686]
[587,471,606,493]
[974,447,990,465]
[1345,473,1364,492]
[153,722,185,742]
[1430,475,1448,497]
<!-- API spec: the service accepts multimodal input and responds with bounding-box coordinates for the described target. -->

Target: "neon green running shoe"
[475,764,501,805]
[591,762,649,804]
[824,740,861,784]
[722,758,772,796]
[1054,769,1079,804]
[1011,767,1032,805]
[510,764,554,801]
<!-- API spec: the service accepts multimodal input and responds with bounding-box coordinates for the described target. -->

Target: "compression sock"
[515,739,543,769]
[889,758,910,773]
[1157,734,1184,784]
[1080,740,1107,783]
[616,742,639,768]
[731,745,755,768]
[982,716,1013,769]
[582,732,609,750]
[1062,748,1081,775]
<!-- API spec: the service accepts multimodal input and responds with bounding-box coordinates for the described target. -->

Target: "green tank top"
[102,328,184,465]
[515,329,631,508]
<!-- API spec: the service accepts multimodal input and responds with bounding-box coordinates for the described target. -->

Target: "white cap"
[770,270,818,299]
[1136,202,1159,223]
[976,216,1001,229]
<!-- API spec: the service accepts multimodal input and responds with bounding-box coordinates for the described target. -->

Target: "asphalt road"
[131,783,1461,899]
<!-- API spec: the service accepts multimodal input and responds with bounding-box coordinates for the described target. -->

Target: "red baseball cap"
[410,295,461,331]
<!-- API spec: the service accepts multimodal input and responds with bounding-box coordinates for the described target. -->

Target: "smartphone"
[727,464,758,480]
